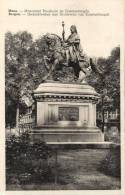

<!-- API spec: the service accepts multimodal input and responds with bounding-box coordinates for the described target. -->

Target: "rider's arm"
[73,34,80,44]
[69,34,80,44]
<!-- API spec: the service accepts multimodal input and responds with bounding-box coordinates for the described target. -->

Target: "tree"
[5,31,35,128]
[87,47,120,132]
[28,36,49,84]
[87,46,120,111]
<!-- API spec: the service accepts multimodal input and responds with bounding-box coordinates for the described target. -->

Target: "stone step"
[46,142,112,149]
[30,130,104,142]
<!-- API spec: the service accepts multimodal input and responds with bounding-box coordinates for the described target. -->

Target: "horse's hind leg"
[72,62,81,79]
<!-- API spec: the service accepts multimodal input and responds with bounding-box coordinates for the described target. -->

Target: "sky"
[2,0,123,57]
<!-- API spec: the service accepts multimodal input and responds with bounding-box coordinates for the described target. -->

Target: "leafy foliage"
[87,46,120,111]
[5,31,35,126]
[5,31,34,101]
[99,145,120,178]
[6,132,53,184]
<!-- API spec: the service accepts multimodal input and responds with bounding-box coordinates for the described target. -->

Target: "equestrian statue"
[42,22,103,83]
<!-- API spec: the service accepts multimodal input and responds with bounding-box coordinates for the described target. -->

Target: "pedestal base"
[32,82,104,144]
[30,128,104,143]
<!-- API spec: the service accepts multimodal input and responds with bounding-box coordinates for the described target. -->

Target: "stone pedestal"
[30,81,104,143]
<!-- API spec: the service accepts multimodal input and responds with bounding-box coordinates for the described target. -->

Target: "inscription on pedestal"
[58,107,79,121]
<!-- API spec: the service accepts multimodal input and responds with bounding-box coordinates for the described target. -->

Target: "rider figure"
[64,25,84,64]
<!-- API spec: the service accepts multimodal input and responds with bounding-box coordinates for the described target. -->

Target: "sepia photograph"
[1,0,125,193]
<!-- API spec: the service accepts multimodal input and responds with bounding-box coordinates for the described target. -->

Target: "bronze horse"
[42,33,100,82]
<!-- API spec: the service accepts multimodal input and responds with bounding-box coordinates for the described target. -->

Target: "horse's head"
[44,33,54,46]
[44,33,62,48]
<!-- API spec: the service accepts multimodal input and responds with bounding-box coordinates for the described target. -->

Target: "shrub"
[99,144,120,178]
[6,132,54,184]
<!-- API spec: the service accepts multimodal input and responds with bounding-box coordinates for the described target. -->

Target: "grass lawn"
[7,149,120,190]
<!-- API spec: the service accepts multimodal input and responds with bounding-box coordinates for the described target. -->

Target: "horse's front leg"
[43,56,50,71]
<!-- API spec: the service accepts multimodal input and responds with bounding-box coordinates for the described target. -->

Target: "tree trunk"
[54,148,58,185]
[16,103,20,134]
[102,96,104,133]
